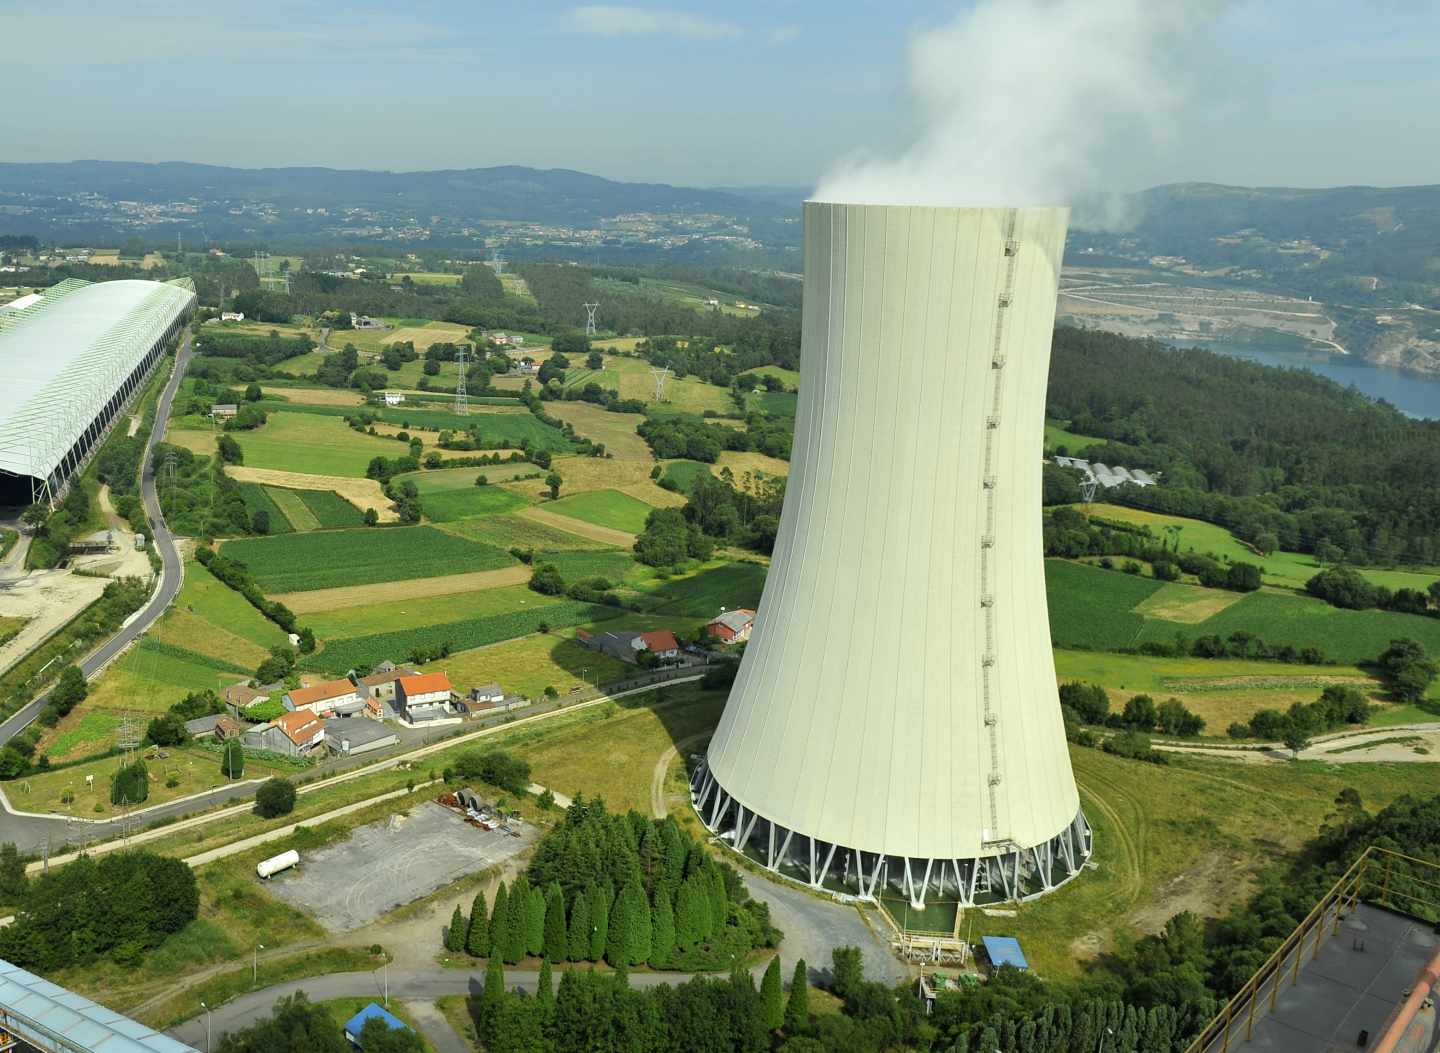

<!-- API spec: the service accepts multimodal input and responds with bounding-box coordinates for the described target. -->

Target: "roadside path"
[0,336,190,758]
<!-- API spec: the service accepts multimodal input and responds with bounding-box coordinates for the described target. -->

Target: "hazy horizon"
[2,0,1438,193]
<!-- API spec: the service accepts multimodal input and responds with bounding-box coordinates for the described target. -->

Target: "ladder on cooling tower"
[979,212,1020,843]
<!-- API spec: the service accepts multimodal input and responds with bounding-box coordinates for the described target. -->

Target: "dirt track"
[517,505,637,547]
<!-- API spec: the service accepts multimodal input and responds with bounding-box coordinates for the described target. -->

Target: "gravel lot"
[267,800,536,932]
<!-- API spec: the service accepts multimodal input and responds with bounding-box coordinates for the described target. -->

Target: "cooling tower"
[692,202,1091,911]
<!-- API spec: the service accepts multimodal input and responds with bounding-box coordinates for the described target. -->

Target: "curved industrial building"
[693,203,1091,919]
[0,277,195,506]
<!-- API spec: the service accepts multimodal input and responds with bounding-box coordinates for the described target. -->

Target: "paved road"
[0,338,193,853]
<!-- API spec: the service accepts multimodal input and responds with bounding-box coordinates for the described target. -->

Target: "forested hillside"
[1047,327,1440,564]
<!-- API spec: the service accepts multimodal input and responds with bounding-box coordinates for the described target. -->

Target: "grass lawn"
[537,549,641,584]
[174,556,302,653]
[522,685,727,813]
[305,584,544,639]
[741,365,800,388]
[218,411,404,478]
[14,743,299,817]
[43,710,122,763]
[630,561,767,617]
[422,486,529,523]
[76,639,253,721]
[419,631,633,701]
[437,513,602,552]
[545,489,655,534]
[222,526,514,593]
[1044,419,1105,454]
[661,459,712,492]
[958,746,1440,979]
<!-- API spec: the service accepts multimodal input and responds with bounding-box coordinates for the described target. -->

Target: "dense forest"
[1047,326,1440,565]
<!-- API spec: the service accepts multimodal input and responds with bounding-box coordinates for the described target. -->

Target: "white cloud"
[768,25,800,45]
[567,5,743,40]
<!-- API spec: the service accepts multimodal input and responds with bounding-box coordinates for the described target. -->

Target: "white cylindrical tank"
[256,849,299,879]
[693,202,1091,913]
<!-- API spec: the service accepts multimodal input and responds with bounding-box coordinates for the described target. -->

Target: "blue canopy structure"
[981,935,1030,970]
[343,1002,410,1046]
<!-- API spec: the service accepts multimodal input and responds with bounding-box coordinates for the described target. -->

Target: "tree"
[501,878,528,963]
[446,906,467,952]
[489,882,510,957]
[49,665,88,718]
[1122,694,1158,730]
[567,884,592,961]
[1377,638,1438,703]
[254,778,296,818]
[217,433,243,464]
[364,507,379,526]
[1253,532,1278,556]
[528,563,565,596]
[110,759,149,805]
[0,843,27,902]
[526,885,546,957]
[589,883,610,961]
[475,474,488,487]
[784,959,809,1033]
[244,382,263,402]
[467,890,491,957]
[475,956,506,1046]
[221,740,245,779]
[145,712,189,747]
[213,993,348,1053]
[252,509,271,535]
[587,350,605,370]
[546,471,563,500]
[830,946,863,1000]
[543,882,568,963]
[1283,718,1313,758]
[761,955,785,1030]
[649,888,675,968]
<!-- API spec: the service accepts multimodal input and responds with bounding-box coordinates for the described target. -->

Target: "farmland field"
[304,584,547,639]
[537,549,641,584]
[300,599,625,674]
[190,411,401,477]
[1044,419,1104,454]
[545,401,651,461]
[743,390,797,417]
[544,489,655,534]
[419,631,634,701]
[1048,558,1440,665]
[632,560,767,617]
[222,526,513,593]
[237,483,294,534]
[660,459,711,492]
[173,560,292,651]
[266,487,320,530]
[438,512,599,551]
[253,400,573,451]
[741,365,800,388]
[296,488,365,528]
[421,485,528,523]
[393,463,540,493]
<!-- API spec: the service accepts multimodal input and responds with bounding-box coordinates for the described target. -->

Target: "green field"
[294,488,365,528]
[741,365,800,388]
[538,549,641,584]
[421,485,529,523]
[175,561,292,650]
[544,489,654,534]
[237,484,295,534]
[744,389,797,417]
[632,561,767,617]
[1047,558,1440,665]
[394,463,541,494]
[222,526,514,593]
[437,512,601,551]
[238,482,364,533]
[660,459,712,492]
[301,599,624,674]
[211,411,403,477]
[1083,503,1440,593]
[252,400,574,451]
[305,584,548,639]
[1045,419,1105,454]
[265,487,319,530]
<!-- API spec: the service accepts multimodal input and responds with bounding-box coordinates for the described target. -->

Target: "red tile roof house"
[395,672,455,723]
[283,677,361,717]
[243,710,325,757]
[634,630,681,661]
[704,609,756,644]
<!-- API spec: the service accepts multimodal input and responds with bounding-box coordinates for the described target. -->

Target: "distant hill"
[0,160,784,227]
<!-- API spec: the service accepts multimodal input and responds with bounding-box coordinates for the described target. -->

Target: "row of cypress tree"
[444,796,778,969]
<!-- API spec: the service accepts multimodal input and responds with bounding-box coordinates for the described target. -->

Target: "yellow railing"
[1184,846,1440,1053]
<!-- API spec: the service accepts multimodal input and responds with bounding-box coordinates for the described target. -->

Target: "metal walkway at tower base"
[0,959,198,1053]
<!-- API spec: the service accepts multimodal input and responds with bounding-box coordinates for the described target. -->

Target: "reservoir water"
[1185,341,1440,420]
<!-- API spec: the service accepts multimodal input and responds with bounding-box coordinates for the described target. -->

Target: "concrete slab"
[266,800,535,932]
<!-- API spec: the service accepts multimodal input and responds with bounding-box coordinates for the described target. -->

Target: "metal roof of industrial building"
[0,958,199,1052]
[0,277,195,480]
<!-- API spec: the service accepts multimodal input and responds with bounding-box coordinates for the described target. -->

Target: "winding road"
[0,336,191,851]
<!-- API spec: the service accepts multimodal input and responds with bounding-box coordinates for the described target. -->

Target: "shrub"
[110,760,149,805]
[254,778,297,818]
[220,740,246,779]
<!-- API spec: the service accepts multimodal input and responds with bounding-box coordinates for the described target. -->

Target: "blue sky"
[2,1,1438,191]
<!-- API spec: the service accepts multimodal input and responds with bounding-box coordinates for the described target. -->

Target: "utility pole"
[583,302,599,338]
[454,345,469,416]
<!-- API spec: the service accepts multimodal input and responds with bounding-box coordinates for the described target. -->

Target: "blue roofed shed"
[344,1001,410,1046]
[981,935,1030,970]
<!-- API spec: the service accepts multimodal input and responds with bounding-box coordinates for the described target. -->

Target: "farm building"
[210,403,238,420]
[0,276,196,505]
[470,682,504,704]
[357,663,420,703]
[326,717,398,757]
[636,630,681,660]
[705,609,756,644]
[223,682,272,708]
[284,677,361,716]
[184,714,245,740]
[395,672,454,722]
[378,391,405,406]
[578,628,682,663]
[220,310,245,321]
[244,710,325,757]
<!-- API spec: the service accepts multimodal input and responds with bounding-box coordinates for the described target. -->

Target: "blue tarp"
[344,1002,410,1046]
[982,935,1030,970]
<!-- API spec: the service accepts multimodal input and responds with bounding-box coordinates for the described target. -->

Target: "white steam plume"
[813,0,1224,216]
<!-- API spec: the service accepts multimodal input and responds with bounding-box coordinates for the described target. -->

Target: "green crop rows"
[297,489,365,528]
[222,526,514,593]
[237,484,295,534]
[421,486,528,524]
[538,549,640,583]
[299,600,625,674]
[1044,560,1162,651]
